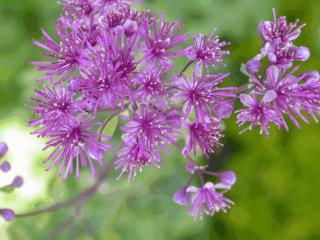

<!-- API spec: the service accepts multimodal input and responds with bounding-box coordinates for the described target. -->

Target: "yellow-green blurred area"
[1,0,320,239]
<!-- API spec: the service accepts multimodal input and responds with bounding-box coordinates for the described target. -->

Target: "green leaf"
[103,116,119,137]
[0,184,14,193]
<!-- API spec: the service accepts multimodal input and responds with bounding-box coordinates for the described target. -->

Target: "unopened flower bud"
[295,46,310,62]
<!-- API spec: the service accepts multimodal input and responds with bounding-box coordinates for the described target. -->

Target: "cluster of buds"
[29,0,319,220]
[0,142,23,222]
[237,9,320,135]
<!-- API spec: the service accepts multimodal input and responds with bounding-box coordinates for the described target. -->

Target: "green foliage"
[1,0,320,239]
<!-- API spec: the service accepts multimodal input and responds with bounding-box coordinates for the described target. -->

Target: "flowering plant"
[5,0,316,228]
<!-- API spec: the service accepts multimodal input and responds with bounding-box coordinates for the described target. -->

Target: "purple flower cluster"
[0,142,24,222]
[237,9,320,135]
[30,0,236,219]
[30,2,319,220]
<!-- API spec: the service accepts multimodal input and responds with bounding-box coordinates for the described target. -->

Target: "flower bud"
[173,187,190,206]
[214,101,234,119]
[300,71,320,82]
[11,176,23,188]
[0,209,15,221]
[246,59,260,75]
[218,171,237,188]
[0,142,8,158]
[295,46,310,62]
[68,78,82,92]
[0,161,11,173]
[185,162,197,174]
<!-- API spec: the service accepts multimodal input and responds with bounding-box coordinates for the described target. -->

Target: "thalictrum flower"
[186,30,230,73]
[183,119,223,158]
[187,182,234,220]
[141,13,188,68]
[32,17,88,83]
[237,90,280,135]
[43,118,112,180]
[174,73,236,122]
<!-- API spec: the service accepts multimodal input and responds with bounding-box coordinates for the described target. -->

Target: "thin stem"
[172,142,197,165]
[197,171,205,185]
[98,108,122,140]
[16,153,117,218]
[202,170,219,177]
[179,60,195,77]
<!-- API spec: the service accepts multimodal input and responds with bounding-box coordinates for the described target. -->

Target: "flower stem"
[179,60,195,77]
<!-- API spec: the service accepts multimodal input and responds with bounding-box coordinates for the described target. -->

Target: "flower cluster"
[30,1,319,220]
[237,9,320,135]
[30,0,236,219]
[0,142,24,222]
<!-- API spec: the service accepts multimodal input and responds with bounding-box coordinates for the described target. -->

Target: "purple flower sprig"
[0,142,24,222]
[237,9,320,135]
[29,1,319,222]
[173,159,236,220]
[30,0,237,220]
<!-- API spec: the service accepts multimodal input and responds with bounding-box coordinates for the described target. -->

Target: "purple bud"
[258,21,272,41]
[300,71,320,82]
[267,53,277,62]
[11,176,23,188]
[81,97,96,112]
[295,46,310,62]
[68,78,82,92]
[124,19,138,37]
[173,187,190,206]
[185,162,197,174]
[214,101,234,119]
[0,161,11,173]
[0,209,15,221]
[0,142,8,158]
[218,171,237,188]
[246,59,260,75]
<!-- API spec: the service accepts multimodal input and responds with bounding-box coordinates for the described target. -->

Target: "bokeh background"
[1,0,320,239]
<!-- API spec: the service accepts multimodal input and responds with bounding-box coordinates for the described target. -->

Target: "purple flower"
[133,65,167,102]
[141,13,188,68]
[174,73,236,122]
[59,0,95,18]
[75,51,129,110]
[187,182,233,220]
[262,65,320,129]
[237,90,280,135]
[259,9,304,44]
[43,118,112,180]
[262,42,310,65]
[121,107,178,148]
[0,142,8,158]
[257,9,308,66]
[183,119,223,158]
[32,18,88,83]
[173,186,191,206]
[0,209,15,222]
[115,141,160,180]
[100,1,139,35]
[30,85,76,136]
[99,31,139,84]
[186,31,230,72]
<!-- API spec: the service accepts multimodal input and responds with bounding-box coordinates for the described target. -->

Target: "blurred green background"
[1,0,320,239]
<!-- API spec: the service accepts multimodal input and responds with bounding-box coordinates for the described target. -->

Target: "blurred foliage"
[1,0,320,239]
